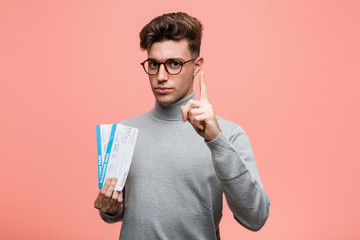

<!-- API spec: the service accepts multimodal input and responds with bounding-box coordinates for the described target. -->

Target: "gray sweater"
[100,92,270,239]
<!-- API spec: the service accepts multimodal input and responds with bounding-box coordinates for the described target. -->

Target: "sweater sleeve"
[205,126,270,231]
[99,207,124,223]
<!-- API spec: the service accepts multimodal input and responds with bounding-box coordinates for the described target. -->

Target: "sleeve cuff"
[99,208,124,223]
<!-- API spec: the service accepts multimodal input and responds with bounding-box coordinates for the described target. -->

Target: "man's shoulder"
[216,115,248,139]
[216,115,242,131]
[119,111,152,127]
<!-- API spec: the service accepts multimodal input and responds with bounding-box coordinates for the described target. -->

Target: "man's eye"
[148,62,158,68]
[168,61,180,67]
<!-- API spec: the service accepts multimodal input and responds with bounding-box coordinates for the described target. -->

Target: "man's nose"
[157,63,169,82]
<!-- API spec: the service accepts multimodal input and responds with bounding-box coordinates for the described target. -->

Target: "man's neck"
[152,92,195,121]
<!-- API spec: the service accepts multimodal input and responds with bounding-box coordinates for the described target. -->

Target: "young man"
[94,12,270,239]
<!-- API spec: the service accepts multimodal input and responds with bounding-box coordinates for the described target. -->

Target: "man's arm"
[94,177,125,223]
[205,127,270,231]
[181,72,270,230]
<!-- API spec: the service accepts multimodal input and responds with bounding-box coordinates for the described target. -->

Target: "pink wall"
[1,0,359,239]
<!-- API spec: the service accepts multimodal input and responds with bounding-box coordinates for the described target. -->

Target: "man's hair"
[139,12,203,58]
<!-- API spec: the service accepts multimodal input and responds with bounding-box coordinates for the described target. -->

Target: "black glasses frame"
[140,58,195,76]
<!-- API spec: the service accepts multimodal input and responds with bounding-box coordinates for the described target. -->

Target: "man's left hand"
[181,72,221,141]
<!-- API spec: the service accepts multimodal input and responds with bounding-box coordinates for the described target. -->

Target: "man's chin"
[154,93,178,105]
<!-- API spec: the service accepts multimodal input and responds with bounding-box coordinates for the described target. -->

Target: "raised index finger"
[200,72,208,102]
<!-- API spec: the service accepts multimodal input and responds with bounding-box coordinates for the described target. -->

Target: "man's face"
[146,39,203,104]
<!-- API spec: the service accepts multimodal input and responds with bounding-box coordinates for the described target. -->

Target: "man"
[94,12,270,239]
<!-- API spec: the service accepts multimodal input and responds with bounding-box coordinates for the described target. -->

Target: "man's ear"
[193,57,204,76]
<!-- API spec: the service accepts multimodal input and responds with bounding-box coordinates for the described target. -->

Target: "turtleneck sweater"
[100,92,270,240]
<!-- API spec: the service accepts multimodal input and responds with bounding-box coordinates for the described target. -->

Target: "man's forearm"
[206,129,270,231]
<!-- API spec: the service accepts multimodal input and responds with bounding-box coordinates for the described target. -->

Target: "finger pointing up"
[200,72,209,103]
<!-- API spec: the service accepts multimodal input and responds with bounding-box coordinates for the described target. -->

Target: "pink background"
[1,0,359,239]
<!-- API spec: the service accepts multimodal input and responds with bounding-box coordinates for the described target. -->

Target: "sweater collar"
[151,92,195,121]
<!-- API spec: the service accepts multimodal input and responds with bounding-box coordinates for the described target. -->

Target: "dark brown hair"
[139,12,203,58]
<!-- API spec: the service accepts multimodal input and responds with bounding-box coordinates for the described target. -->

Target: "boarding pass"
[96,123,138,191]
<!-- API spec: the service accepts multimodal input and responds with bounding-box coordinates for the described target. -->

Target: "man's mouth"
[155,87,172,94]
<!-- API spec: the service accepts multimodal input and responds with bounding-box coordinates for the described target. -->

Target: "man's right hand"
[94,177,123,215]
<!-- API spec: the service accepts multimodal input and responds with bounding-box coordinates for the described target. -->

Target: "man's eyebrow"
[147,58,158,61]
[146,57,186,62]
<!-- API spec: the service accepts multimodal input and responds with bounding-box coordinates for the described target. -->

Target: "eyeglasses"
[140,58,195,75]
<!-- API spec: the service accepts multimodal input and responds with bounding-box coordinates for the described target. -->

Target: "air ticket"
[96,124,138,191]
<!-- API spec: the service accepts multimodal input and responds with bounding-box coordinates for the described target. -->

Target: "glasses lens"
[144,60,159,75]
[165,59,182,75]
